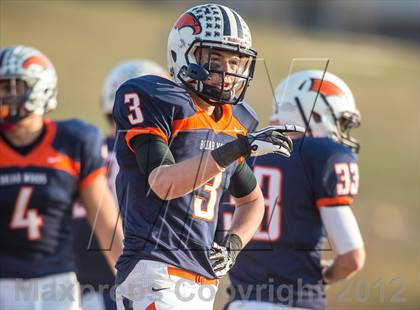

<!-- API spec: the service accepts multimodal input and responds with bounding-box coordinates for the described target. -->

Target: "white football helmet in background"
[271,70,361,152]
[101,59,168,115]
[167,4,257,105]
[0,45,57,124]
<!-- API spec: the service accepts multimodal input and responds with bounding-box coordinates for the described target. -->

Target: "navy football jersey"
[0,119,106,278]
[72,136,116,290]
[112,75,258,284]
[220,137,359,306]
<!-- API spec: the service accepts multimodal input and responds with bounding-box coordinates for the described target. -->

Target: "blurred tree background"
[1,0,419,309]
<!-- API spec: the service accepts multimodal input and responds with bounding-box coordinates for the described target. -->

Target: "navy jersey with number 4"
[112,75,258,284]
[221,137,359,306]
[0,119,106,278]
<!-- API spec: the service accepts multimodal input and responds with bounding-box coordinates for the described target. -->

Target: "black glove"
[209,233,242,278]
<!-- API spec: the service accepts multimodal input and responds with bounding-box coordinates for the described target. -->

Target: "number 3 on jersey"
[193,173,223,221]
[125,93,144,125]
[10,186,43,240]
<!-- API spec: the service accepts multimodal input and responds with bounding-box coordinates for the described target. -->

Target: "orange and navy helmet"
[167,4,257,106]
[0,45,57,126]
[271,70,361,153]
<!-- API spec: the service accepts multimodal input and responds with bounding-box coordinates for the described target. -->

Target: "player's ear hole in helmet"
[167,4,257,106]
[311,111,322,123]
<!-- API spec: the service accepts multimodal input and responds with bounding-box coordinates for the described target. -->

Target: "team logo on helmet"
[22,55,51,70]
[175,13,202,35]
[310,79,344,97]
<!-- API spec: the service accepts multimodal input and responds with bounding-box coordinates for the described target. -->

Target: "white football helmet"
[271,70,361,152]
[167,4,257,105]
[101,59,168,115]
[0,45,57,125]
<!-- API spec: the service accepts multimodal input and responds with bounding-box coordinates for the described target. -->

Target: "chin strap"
[202,84,233,103]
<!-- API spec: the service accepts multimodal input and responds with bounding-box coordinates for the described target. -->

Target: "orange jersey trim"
[0,119,57,167]
[125,127,169,152]
[79,166,107,190]
[0,119,81,178]
[316,196,353,209]
[41,149,81,178]
[167,266,218,285]
[171,103,247,139]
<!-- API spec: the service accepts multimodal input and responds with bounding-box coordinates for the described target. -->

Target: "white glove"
[211,124,305,168]
[209,242,234,278]
[247,125,305,157]
[209,233,242,278]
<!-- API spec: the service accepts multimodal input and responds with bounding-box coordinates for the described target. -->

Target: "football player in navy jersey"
[222,70,366,310]
[73,59,168,310]
[0,45,123,309]
[113,4,304,310]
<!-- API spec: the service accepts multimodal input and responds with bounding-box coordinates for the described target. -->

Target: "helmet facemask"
[320,94,361,153]
[0,78,33,126]
[179,40,256,106]
[336,110,361,153]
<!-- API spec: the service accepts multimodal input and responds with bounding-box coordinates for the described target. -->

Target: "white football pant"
[0,272,80,310]
[116,260,218,310]
[227,300,309,310]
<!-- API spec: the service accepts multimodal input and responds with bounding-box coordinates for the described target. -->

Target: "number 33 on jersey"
[221,137,360,244]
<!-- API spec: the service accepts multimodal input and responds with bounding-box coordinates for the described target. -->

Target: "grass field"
[1,1,419,309]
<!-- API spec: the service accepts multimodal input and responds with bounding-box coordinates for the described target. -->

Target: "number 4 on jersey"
[10,186,43,240]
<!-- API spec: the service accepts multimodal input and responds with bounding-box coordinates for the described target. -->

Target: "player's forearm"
[95,218,123,275]
[92,204,123,274]
[148,151,223,200]
[323,247,366,284]
[229,186,264,246]
[81,176,123,273]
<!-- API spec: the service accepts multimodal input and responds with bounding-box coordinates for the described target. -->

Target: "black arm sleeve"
[228,161,257,198]
[131,134,176,177]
